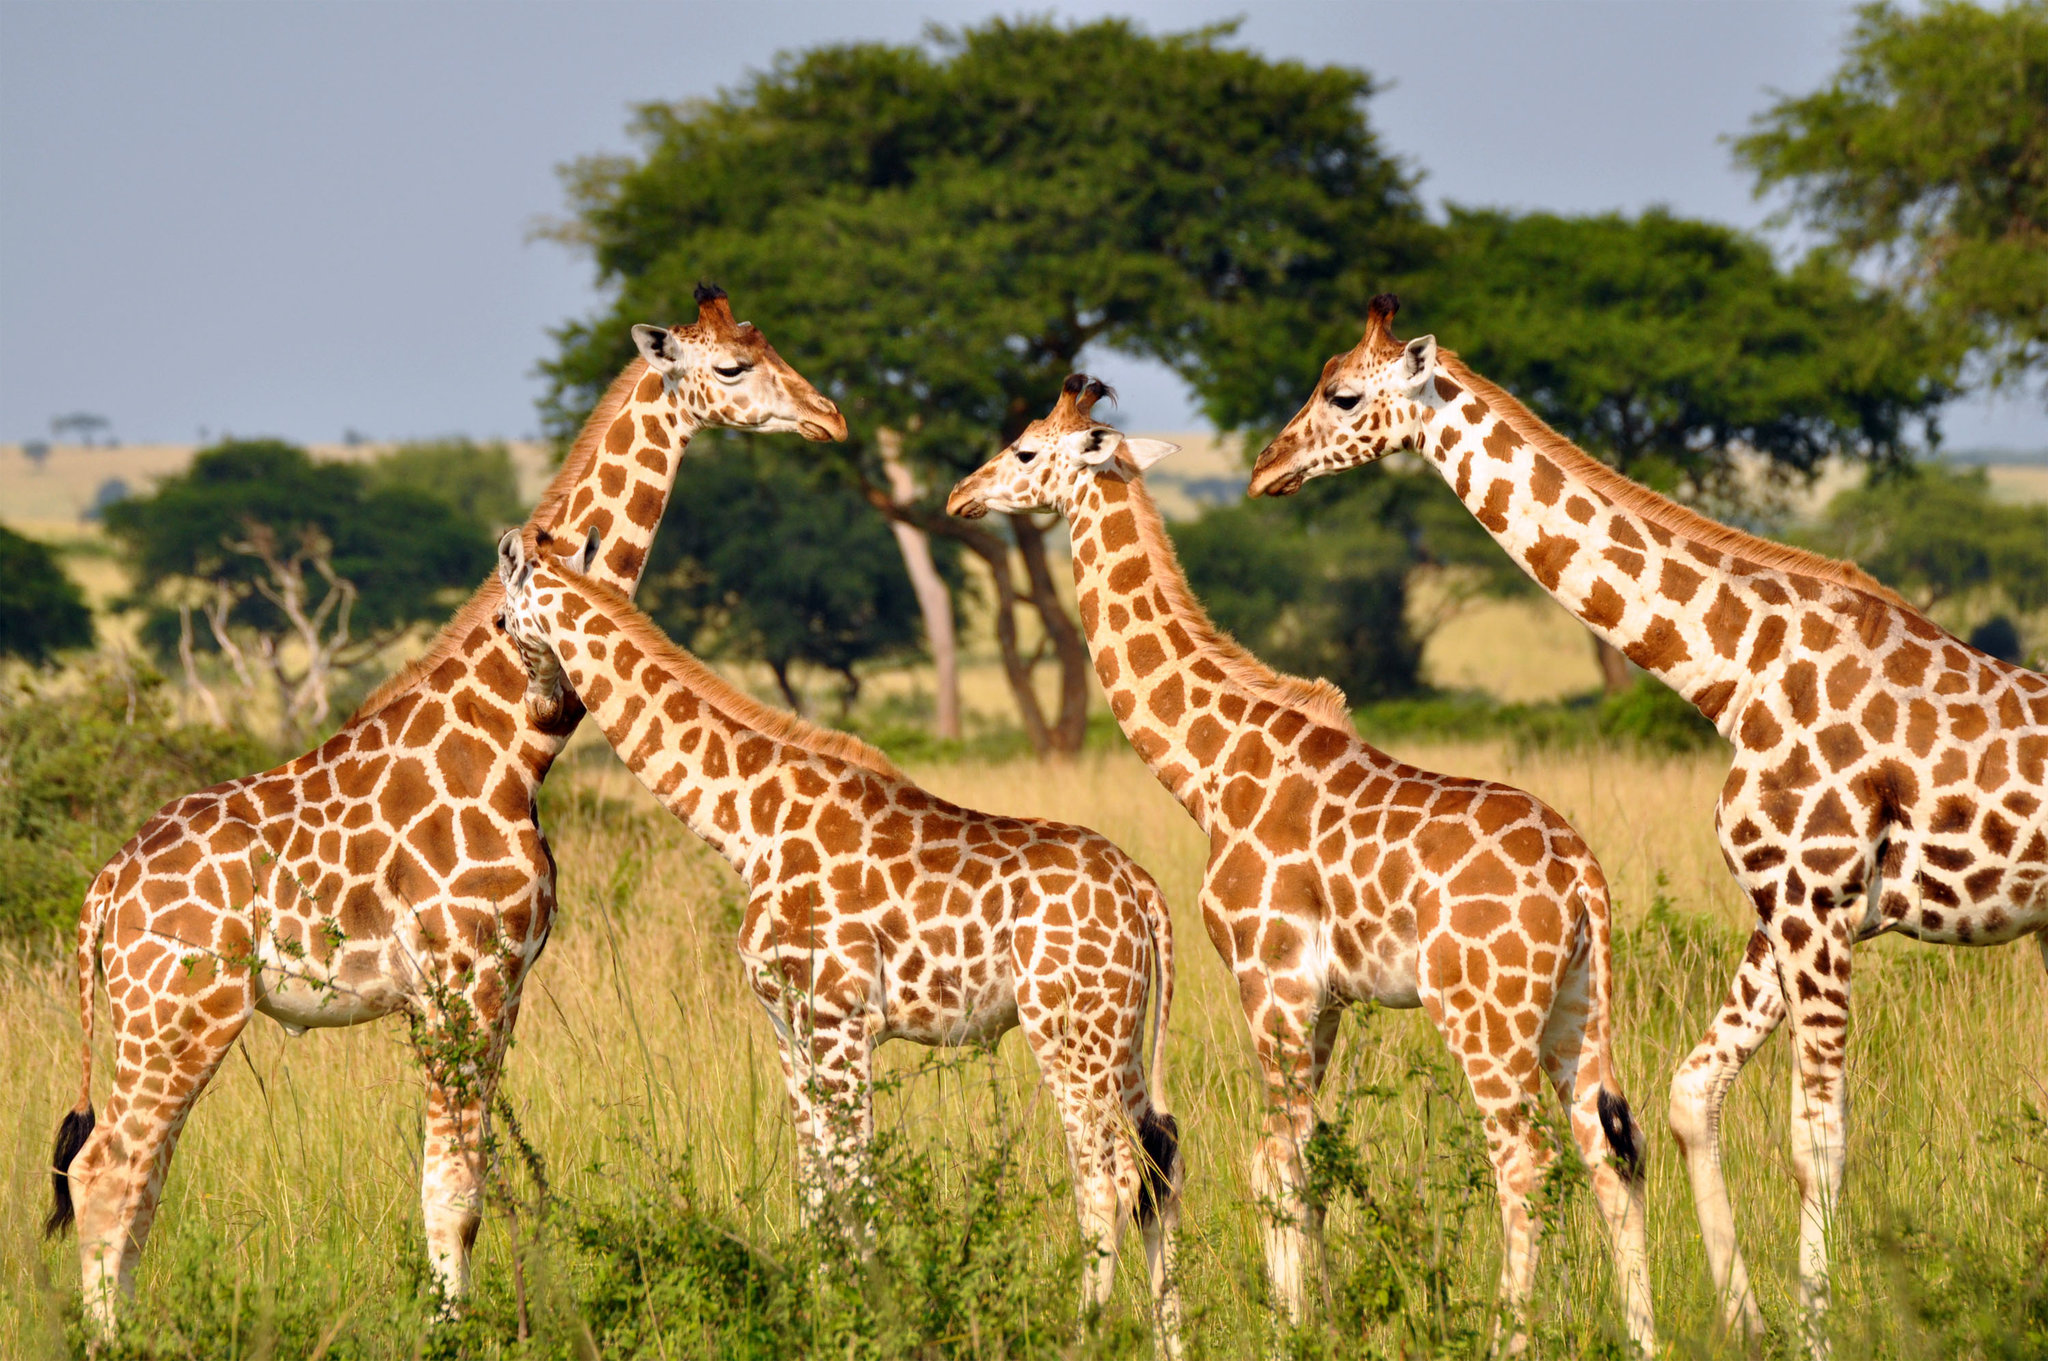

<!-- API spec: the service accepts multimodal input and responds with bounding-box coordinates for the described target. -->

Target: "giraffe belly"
[253,938,406,1029]
[883,972,1019,1047]
[1326,918,1422,1009]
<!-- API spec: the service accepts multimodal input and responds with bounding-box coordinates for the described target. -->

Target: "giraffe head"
[945,374,1179,518]
[494,527,599,727]
[632,284,848,442]
[1247,293,1439,497]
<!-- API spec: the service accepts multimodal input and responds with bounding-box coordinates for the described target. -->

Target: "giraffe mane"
[1436,353,1918,614]
[563,570,907,782]
[1120,472,1355,731]
[347,359,653,722]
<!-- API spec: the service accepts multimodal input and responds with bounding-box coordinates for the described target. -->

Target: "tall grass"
[3,738,2042,1357]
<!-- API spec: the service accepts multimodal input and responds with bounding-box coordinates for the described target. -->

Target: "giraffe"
[43,286,846,1331]
[947,375,1656,1354]
[491,527,1186,1354]
[1248,293,2048,1353]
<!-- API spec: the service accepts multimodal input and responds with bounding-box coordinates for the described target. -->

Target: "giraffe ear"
[575,527,602,575]
[1399,335,1438,395]
[632,324,682,367]
[497,528,527,583]
[1121,438,1180,472]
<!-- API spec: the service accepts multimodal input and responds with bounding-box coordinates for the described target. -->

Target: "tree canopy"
[1406,208,1955,497]
[105,440,486,646]
[1735,0,2048,397]
[1799,463,2048,661]
[544,15,1431,753]
[0,526,94,664]
[636,439,948,713]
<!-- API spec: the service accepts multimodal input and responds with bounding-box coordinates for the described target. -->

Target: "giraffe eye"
[1016,447,1039,464]
[713,363,750,380]
[1327,390,1362,411]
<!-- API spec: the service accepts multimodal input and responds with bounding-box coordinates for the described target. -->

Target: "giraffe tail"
[1580,859,1644,1185]
[1130,865,1179,1226]
[46,876,108,1237]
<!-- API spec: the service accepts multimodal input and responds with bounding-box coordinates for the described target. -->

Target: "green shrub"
[1353,677,1722,755]
[0,665,276,944]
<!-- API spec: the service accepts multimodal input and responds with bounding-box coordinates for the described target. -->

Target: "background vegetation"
[0,5,2043,1358]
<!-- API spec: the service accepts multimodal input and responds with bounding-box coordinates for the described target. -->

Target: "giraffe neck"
[1412,369,1831,728]
[1066,472,1354,834]
[540,574,901,866]
[349,361,696,769]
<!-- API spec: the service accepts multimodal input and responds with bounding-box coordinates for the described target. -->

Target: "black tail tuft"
[1135,1111,1181,1227]
[45,1106,95,1238]
[1597,1088,1644,1184]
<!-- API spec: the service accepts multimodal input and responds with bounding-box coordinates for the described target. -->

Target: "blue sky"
[3,0,2041,451]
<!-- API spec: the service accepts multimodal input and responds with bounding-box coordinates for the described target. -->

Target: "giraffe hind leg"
[71,952,252,1333]
[1538,940,1654,1355]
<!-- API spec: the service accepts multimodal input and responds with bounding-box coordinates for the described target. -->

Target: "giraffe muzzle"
[945,486,989,520]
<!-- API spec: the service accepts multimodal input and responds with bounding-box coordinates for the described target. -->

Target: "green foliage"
[0,665,274,942]
[1171,467,1515,702]
[638,439,950,709]
[363,437,528,535]
[1799,463,2048,657]
[544,15,1429,479]
[1351,677,1722,755]
[103,439,489,658]
[0,526,93,663]
[1736,0,2048,394]
[1406,207,1954,496]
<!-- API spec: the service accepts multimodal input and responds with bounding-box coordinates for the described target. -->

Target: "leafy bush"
[0,665,275,943]
[1353,677,1721,755]
[0,526,93,663]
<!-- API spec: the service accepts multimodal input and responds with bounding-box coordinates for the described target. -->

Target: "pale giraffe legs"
[419,1084,488,1306]
[758,981,878,1227]
[1537,943,1655,1355]
[412,967,529,1311]
[1772,908,1857,1361]
[1668,927,1786,1340]
[1245,990,1340,1326]
[1022,1008,1185,1360]
[71,970,252,1334]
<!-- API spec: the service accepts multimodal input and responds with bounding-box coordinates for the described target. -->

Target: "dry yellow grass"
[3,733,2041,1356]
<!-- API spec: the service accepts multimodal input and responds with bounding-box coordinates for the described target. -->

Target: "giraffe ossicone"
[494,526,1188,1358]
[950,372,1658,1356]
[1252,294,2048,1357]
[45,289,844,1333]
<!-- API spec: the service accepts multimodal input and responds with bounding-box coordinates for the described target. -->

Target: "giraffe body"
[44,290,846,1329]
[1251,295,2048,1354]
[493,531,1185,1355]
[948,377,1655,1354]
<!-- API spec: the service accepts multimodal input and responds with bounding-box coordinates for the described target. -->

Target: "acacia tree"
[1736,0,2048,398]
[104,440,487,739]
[1388,208,1955,691]
[543,16,1431,755]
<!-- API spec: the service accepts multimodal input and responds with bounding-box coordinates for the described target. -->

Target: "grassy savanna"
[3,726,2042,1358]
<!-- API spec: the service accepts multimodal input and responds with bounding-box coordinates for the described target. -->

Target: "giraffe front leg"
[411,958,527,1313]
[420,1083,488,1308]
[1668,926,1784,1340]
[1244,988,1339,1327]
[1771,907,1856,1360]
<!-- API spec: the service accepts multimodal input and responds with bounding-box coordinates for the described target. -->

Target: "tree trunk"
[864,485,1057,758]
[768,659,805,715]
[1592,635,1633,696]
[1010,515,1091,757]
[875,429,960,740]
